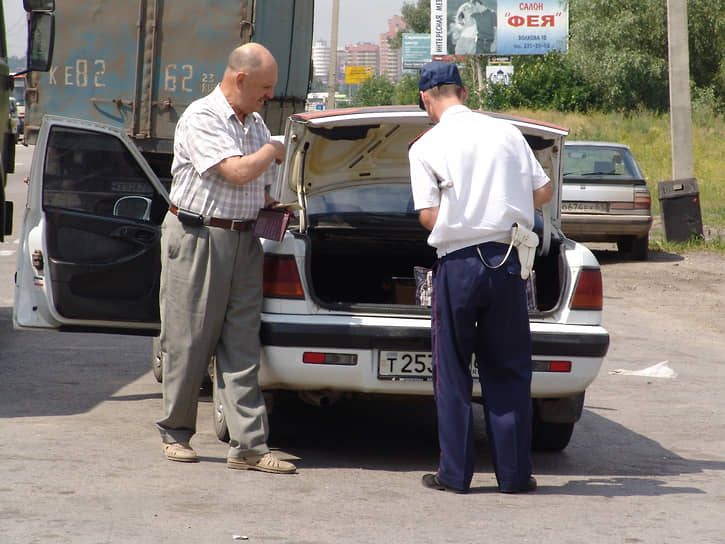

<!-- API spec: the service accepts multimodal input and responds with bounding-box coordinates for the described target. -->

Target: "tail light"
[609,187,651,210]
[533,360,572,373]
[570,267,603,310]
[634,187,652,210]
[263,255,305,299]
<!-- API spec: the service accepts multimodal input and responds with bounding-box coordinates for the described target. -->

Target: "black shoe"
[421,473,468,494]
[500,476,537,494]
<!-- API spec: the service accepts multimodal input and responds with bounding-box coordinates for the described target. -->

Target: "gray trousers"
[157,214,269,459]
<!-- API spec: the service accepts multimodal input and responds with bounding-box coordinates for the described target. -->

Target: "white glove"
[512,223,539,280]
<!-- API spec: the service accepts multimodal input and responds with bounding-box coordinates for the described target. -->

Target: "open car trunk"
[305,217,564,313]
[275,106,570,315]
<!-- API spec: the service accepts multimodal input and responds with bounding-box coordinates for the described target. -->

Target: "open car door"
[14,116,169,335]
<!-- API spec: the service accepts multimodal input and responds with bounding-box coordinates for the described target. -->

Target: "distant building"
[311,40,330,84]
[312,13,407,87]
[379,15,406,82]
[312,39,346,86]
[344,43,380,81]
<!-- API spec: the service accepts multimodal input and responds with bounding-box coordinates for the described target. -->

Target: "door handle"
[109,225,160,246]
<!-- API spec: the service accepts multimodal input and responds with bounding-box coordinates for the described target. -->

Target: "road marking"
[0,250,16,257]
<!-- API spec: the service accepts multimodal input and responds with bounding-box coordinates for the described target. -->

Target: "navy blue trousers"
[431,242,533,491]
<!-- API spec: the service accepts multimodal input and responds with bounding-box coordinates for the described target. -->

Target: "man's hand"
[269,139,285,164]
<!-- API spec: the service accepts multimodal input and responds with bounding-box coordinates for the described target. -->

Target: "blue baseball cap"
[418,62,463,110]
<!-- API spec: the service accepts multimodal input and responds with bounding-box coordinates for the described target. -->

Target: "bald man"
[157,43,295,474]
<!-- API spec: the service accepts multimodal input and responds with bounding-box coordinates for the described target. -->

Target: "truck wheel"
[152,337,163,383]
[531,417,574,452]
[212,366,230,443]
[631,235,649,261]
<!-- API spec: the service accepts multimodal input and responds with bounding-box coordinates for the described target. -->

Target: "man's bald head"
[220,43,279,118]
[227,43,276,76]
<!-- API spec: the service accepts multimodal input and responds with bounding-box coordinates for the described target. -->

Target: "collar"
[211,85,255,125]
[439,104,471,122]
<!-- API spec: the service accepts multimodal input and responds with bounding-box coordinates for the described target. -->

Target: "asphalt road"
[1,144,724,543]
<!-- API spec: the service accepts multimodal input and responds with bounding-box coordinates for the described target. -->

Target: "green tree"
[688,0,725,111]
[309,78,326,93]
[393,73,420,106]
[388,0,430,49]
[567,0,669,112]
[353,75,395,106]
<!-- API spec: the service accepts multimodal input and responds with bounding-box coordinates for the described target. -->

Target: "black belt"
[169,205,255,232]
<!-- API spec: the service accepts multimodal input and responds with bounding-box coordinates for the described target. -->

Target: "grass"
[506,107,725,254]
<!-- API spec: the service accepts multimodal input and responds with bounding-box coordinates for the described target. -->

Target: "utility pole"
[660,0,703,242]
[667,0,694,180]
[326,0,339,110]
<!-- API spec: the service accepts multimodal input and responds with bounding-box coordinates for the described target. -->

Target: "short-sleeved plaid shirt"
[169,85,275,220]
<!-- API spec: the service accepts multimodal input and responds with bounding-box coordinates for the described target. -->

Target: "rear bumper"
[261,319,609,358]
[561,213,652,241]
[259,315,609,397]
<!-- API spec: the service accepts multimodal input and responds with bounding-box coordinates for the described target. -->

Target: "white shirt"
[409,105,550,257]
[170,85,276,220]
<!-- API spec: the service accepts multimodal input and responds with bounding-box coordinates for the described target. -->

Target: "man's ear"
[461,86,468,102]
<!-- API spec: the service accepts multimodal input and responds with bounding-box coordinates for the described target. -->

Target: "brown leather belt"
[169,205,255,232]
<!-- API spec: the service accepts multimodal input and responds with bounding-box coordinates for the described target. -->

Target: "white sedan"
[13,109,609,453]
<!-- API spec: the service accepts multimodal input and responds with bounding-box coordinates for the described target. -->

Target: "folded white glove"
[511,222,539,280]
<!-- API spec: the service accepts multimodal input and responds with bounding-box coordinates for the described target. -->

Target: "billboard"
[345,66,374,84]
[431,0,568,56]
[402,34,432,69]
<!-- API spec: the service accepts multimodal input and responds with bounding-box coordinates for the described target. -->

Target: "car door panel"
[44,209,161,322]
[14,116,168,333]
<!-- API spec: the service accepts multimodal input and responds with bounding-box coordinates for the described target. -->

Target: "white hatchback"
[14,109,609,452]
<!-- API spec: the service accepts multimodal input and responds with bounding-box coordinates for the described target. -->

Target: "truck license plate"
[378,351,479,379]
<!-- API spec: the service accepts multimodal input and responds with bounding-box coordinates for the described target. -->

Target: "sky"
[4,2,27,59]
[313,0,409,45]
[3,0,409,59]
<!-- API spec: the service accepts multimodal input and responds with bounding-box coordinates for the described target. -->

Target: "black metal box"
[657,178,703,242]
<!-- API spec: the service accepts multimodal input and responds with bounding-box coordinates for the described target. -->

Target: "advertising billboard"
[431,0,568,56]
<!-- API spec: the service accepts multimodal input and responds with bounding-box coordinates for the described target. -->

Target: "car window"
[307,184,415,215]
[42,126,162,223]
[563,146,642,178]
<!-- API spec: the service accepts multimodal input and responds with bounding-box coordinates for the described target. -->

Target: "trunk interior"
[305,222,564,313]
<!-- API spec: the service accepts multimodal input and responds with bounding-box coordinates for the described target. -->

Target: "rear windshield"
[307,185,415,216]
[563,145,643,179]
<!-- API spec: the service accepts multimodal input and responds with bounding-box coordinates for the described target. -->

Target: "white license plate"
[378,351,479,379]
[561,201,609,213]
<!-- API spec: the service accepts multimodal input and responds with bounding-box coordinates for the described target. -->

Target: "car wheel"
[212,363,230,443]
[152,337,163,383]
[531,416,574,452]
[631,235,649,261]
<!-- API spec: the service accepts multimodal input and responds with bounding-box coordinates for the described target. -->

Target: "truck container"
[24,0,314,180]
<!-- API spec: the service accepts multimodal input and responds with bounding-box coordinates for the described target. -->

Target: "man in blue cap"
[409,61,553,493]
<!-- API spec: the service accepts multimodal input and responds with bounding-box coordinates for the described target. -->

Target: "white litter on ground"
[609,360,677,379]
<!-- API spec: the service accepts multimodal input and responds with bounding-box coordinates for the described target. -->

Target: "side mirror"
[113,196,152,221]
[27,12,55,72]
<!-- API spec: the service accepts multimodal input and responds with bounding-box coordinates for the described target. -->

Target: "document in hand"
[253,207,291,241]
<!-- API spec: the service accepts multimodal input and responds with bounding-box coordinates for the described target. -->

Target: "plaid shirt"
[170,85,275,220]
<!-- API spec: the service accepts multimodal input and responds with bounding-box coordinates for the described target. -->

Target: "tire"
[151,336,163,383]
[631,235,649,261]
[616,236,633,255]
[531,416,574,452]
[212,361,230,442]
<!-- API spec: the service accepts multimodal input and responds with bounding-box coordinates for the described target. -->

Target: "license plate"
[561,201,609,213]
[378,351,479,379]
